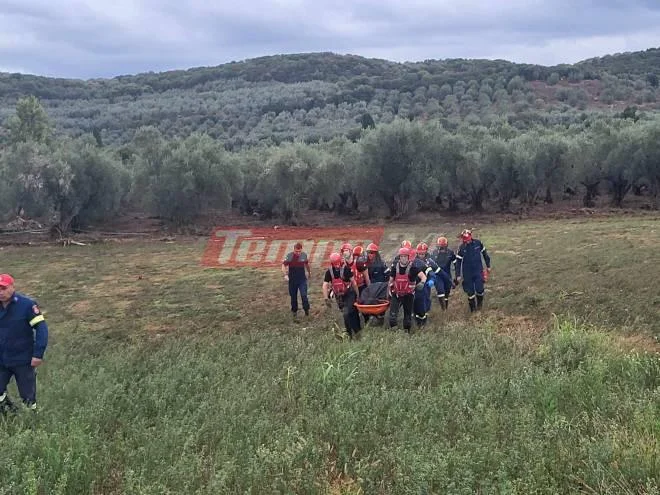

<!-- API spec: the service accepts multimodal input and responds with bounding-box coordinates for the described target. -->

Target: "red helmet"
[366,242,379,252]
[329,252,342,267]
[401,240,412,249]
[416,242,428,254]
[460,229,472,242]
[340,242,352,252]
[353,245,364,257]
[437,236,448,247]
[398,247,411,257]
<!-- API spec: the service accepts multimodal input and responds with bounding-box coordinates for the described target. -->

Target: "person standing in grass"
[282,242,311,320]
[323,253,362,339]
[455,229,492,312]
[388,247,427,333]
[430,236,457,311]
[0,273,49,413]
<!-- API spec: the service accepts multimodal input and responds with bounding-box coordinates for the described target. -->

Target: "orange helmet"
[437,236,448,247]
[329,252,342,267]
[401,240,412,249]
[416,242,428,254]
[366,242,379,252]
[398,247,411,265]
[353,245,364,257]
[459,229,472,242]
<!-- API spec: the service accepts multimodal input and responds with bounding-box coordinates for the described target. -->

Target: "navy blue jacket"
[431,247,456,277]
[0,292,49,367]
[366,254,390,283]
[455,239,491,279]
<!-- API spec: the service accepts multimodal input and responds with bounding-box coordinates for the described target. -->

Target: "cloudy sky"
[1,0,660,80]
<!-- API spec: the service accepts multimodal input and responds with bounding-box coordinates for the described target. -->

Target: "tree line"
[1,96,658,233]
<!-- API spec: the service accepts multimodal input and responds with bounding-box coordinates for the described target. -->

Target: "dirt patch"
[614,334,660,354]
[69,300,92,313]
[487,312,548,354]
[143,322,175,336]
[324,444,365,495]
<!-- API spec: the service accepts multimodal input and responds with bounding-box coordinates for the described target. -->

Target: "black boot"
[476,294,484,310]
[468,298,477,312]
[444,297,449,310]
[438,296,446,310]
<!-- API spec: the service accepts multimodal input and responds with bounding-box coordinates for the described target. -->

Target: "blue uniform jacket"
[455,239,491,279]
[0,292,48,367]
[366,255,390,283]
[431,247,456,277]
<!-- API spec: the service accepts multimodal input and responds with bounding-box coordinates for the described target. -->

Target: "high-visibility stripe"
[0,392,6,402]
[29,315,45,326]
[456,255,463,260]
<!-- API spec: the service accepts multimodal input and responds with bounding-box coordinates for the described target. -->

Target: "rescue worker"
[412,243,438,326]
[350,245,370,294]
[430,236,457,310]
[455,229,492,312]
[0,274,48,413]
[350,245,371,325]
[340,242,353,263]
[322,253,362,338]
[391,240,413,265]
[281,242,311,320]
[388,247,427,333]
[365,243,389,327]
[365,243,389,283]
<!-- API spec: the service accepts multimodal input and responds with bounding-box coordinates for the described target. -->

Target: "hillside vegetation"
[0,50,659,148]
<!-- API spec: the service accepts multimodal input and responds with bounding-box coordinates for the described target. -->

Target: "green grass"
[0,216,658,494]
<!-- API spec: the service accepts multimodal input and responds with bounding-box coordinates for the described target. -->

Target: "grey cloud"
[1,0,659,79]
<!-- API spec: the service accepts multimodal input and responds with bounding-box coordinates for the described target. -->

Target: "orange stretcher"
[354,299,390,315]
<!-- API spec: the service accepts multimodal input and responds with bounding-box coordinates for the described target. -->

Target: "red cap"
[0,274,15,287]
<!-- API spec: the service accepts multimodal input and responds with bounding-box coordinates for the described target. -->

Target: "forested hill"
[1,49,659,148]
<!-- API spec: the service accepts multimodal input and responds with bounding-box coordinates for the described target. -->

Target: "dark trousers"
[338,290,362,335]
[462,274,485,297]
[389,293,414,330]
[358,285,370,324]
[289,278,310,313]
[413,287,428,326]
[437,271,453,299]
[0,364,36,407]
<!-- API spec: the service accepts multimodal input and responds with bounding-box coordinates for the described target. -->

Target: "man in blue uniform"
[0,273,49,413]
[413,242,440,324]
[455,230,491,312]
[430,236,457,310]
[282,242,311,320]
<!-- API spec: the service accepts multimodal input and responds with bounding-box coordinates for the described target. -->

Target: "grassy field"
[0,215,658,494]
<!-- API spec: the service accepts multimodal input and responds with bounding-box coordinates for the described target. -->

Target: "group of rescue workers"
[282,229,492,339]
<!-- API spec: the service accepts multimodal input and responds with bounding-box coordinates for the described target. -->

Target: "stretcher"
[354,299,390,315]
